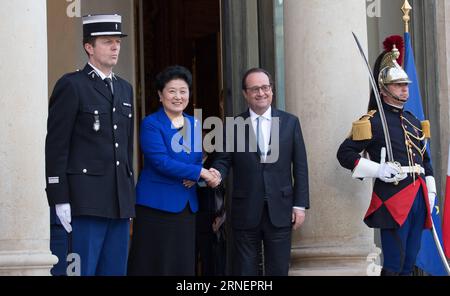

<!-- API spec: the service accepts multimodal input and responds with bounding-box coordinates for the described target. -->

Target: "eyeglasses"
[245,84,273,95]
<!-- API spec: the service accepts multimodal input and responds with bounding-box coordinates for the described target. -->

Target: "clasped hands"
[183,168,221,189]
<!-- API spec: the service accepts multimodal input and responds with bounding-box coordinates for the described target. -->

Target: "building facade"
[0,0,449,275]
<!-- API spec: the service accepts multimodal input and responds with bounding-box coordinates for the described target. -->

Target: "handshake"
[183,168,222,189]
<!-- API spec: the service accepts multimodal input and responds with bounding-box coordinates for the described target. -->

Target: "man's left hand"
[292,208,305,230]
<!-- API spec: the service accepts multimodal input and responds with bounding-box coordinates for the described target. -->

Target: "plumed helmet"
[378,46,411,86]
[368,35,411,111]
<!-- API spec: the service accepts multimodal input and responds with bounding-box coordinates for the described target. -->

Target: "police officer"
[45,14,135,276]
[337,36,435,276]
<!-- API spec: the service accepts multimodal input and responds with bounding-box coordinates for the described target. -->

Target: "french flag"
[443,145,450,258]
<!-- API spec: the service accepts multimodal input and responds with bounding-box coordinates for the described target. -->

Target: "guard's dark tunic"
[45,64,135,219]
[337,102,432,229]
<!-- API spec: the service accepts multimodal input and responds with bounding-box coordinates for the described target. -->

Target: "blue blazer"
[136,108,203,213]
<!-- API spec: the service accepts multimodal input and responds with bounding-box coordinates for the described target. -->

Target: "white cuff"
[293,207,305,211]
[352,158,380,179]
[425,176,437,195]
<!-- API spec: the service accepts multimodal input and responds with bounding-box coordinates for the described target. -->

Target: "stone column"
[284,0,378,275]
[0,0,58,275]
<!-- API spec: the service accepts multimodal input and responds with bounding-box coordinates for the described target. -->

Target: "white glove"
[352,147,407,183]
[426,176,437,214]
[378,163,405,183]
[55,203,72,233]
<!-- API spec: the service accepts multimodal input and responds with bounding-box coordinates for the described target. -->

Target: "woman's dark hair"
[155,65,193,92]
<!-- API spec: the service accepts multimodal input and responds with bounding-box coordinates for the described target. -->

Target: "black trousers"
[232,203,292,276]
[127,205,196,276]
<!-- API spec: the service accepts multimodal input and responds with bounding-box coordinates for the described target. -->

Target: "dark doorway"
[137,0,224,276]
[140,0,222,119]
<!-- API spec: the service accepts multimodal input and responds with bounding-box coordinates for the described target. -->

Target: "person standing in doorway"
[212,68,310,276]
[127,65,220,276]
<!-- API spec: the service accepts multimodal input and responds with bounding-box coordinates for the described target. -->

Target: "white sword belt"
[399,165,425,175]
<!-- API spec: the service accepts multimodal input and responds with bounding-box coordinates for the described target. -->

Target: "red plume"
[383,35,404,66]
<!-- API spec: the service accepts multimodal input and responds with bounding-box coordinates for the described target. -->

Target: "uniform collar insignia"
[87,69,100,79]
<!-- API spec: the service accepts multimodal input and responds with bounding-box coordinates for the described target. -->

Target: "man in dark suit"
[212,68,309,276]
[45,14,135,276]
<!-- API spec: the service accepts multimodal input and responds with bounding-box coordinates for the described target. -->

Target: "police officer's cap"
[82,14,127,38]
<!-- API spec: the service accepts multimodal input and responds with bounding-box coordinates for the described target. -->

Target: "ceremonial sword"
[352,32,394,163]
[352,32,450,275]
[431,219,450,275]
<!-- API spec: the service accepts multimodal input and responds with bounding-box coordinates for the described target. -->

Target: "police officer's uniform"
[45,14,135,276]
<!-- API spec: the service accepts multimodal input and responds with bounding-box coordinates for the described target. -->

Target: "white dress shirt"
[249,107,272,159]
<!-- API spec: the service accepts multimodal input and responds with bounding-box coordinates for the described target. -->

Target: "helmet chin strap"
[381,84,407,103]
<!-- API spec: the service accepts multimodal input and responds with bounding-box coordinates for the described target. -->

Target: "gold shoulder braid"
[421,120,431,139]
[351,110,377,141]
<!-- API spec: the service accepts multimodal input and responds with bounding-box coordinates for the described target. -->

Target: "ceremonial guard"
[337,36,435,275]
[45,14,135,275]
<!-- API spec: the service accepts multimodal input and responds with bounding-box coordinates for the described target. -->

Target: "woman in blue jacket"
[127,65,218,275]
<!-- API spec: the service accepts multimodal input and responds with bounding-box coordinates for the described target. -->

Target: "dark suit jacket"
[45,64,135,219]
[213,108,309,229]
